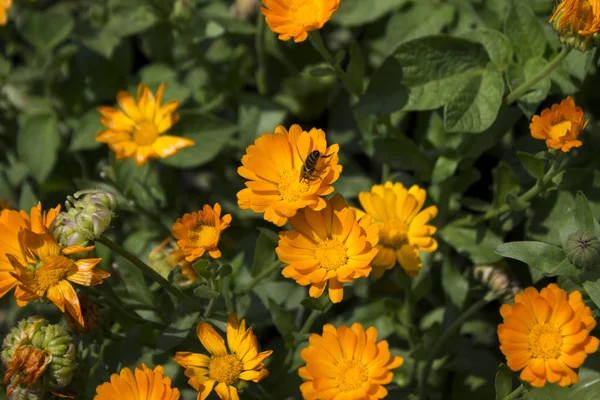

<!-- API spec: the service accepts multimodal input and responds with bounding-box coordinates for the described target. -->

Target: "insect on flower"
[299,150,333,182]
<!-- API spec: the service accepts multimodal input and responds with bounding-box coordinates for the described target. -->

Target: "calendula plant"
[2,0,600,399]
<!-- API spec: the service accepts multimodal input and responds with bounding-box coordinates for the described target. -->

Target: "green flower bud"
[473,265,522,303]
[6,385,47,400]
[565,231,600,270]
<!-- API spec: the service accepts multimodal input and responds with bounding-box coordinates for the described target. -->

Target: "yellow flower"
[0,0,11,26]
[94,363,180,400]
[498,283,599,388]
[299,323,403,399]
[261,0,340,42]
[530,96,587,152]
[96,82,194,166]
[173,312,273,400]
[237,124,342,226]
[550,0,600,50]
[0,203,61,301]
[8,229,110,327]
[357,182,438,278]
[276,194,379,303]
[171,203,232,263]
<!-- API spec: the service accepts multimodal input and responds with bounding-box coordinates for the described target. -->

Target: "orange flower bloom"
[261,0,340,42]
[171,204,231,262]
[498,284,599,388]
[0,0,11,26]
[0,203,61,301]
[8,230,110,327]
[551,0,600,36]
[94,363,180,400]
[276,194,379,303]
[96,82,194,166]
[530,96,587,152]
[173,313,272,400]
[149,237,200,285]
[299,323,403,399]
[237,124,342,226]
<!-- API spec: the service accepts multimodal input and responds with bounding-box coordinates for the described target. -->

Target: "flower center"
[528,323,563,359]
[278,170,310,203]
[133,120,159,146]
[315,239,347,271]
[335,359,369,392]
[208,354,243,385]
[549,120,572,140]
[189,224,219,248]
[34,259,71,294]
[379,219,409,248]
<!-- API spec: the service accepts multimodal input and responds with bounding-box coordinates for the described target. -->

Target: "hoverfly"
[299,150,332,182]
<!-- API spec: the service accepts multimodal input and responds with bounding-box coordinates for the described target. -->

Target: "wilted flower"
[96,82,194,166]
[299,323,403,399]
[564,230,600,270]
[0,0,11,26]
[173,313,272,400]
[64,295,100,334]
[94,363,180,400]
[149,237,200,286]
[2,317,76,396]
[550,0,600,51]
[498,284,599,387]
[530,96,587,152]
[473,265,522,303]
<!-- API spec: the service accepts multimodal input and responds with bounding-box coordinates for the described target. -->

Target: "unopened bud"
[550,1,600,52]
[474,265,522,303]
[565,231,600,270]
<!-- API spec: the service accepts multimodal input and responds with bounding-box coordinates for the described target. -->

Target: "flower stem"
[96,235,203,311]
[417,299,491,396]
[255,13,268,96]
[505,47,571,105]
[503,384,526,400]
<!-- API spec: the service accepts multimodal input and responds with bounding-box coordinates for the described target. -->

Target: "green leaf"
[371,137,431,174]
[346,41,365,95]
[442,259,469,308]
[17,113,61,183]
[18,182,37,210]
[20,9,75,50]
[440,225,504,264]
[355,56,409,115]
[251,232,278,277]
[332,0,409,27]
[461,29,514,70]
[504,0,546,61]
[301,296,331,312]
[432,156,459,184]
[517,151,545,181]
[267,299,296,348]
[492,162,520,209]
[575,191,596,234]
[582,280,600,311]
[506,193,530,211]
[157,310,200,350]
[256,227,279,244]
[507,57,551,117]
[495,364,513,400]
[193,285,221,299]
[105,5,159,37]
[495,241,574,276]
[70,109,103,151]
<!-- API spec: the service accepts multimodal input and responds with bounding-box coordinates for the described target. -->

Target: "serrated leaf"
[495,364,513,400]
[17,113,60,183]
[517,151,545,181]
[495,241,569,275]
[504,0,546,61]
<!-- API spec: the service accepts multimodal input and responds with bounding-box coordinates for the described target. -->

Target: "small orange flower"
[94,363,180,400]
[237,124,342,226]
[530,96,587,152]
[551,0,600,36]
[299,323,403,399]
[96,82,194,166]
[261,0,340,42]
[0,0,11,26]
[498,283,599,388]
[171,204,232,262]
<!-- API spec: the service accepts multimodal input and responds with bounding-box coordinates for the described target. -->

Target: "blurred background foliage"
[2,0,600,399]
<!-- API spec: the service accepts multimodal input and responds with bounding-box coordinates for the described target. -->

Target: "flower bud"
[565,231,600,270]
[6,385,46,400]
[550,0,600,52]
[473,265,522,303]
[2,317,76,396]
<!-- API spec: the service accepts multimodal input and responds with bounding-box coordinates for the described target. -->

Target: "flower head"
[237,124,342,226]
[96,82,194,166]
[171,203,231,263]
[0,0,11,26]
[173,312,272,400]
[7,229,110,326]
[276,194,379,303]
[94,363,179,400]
[530,96,587,152]
[498,283,599,387]
[299,323,403,399]
[0,203,61,301]
[357,182,438,278]
[261,0,340,42]
[550,0,600,51]
[149,237,200,286]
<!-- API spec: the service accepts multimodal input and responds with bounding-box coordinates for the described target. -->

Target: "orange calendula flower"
[94,363,180,400]
[96,82,194,166]
[0,0,11,26]
[498,283,599,388]
[8,229,110,327]
[357,182,438,278]
[237,124,342,226]
[530,96,587,152]
[0,203,61,301]
[550,0,600,50]
[276,194,379,303]
[171,203,232,263]
[261,0,340,42]
[299,323,403,399]
[173,312,273,400]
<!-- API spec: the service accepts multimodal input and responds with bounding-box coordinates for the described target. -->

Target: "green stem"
[418,299,491,396]
[255,13,268,96]
[503,384,526,400]
[96,235,203,311]
[505,47,571,105]
[300,309,323,335]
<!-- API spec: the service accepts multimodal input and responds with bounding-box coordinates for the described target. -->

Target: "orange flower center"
[549,120,572,140]
[33,259,71,294]
[335,359,369,392]
[379,219,409,248]
[278,170,310,202]
[289,0,321,26]
[208,354,243,385]
[133,120,159,146]
[529,323,563,359]
[315,239,347,271]
[189,224,219,249]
